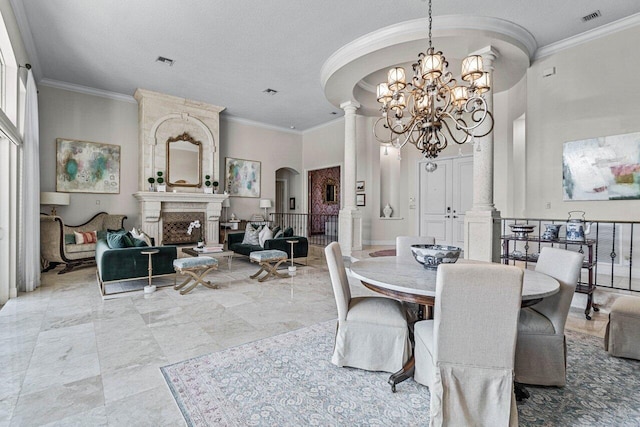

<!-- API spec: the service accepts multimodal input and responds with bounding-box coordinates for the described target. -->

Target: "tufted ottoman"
[604,295,640,360]
[249,249,288,282]
[173,256,218,295]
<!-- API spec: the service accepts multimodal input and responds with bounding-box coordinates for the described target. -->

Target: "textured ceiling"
[13,0,640,131]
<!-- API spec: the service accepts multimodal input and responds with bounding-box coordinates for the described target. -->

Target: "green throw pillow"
[132,237,148,247]
[97,230,107,240]
[283,227,294,238]
[272,226,281,236]
[106,231,135,248]
[64,234,75,245]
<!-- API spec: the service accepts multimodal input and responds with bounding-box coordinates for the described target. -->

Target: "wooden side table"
[141,248,160,294]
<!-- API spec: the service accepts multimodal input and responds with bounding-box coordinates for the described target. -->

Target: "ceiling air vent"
[263,88,278,95]
[582,10,601,22]
[155,56,175,66]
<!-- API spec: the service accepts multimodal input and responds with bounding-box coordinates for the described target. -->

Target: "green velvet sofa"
[228,232,308,261]
[95,239,177,295]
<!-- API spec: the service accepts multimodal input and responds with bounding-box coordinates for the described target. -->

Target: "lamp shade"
[222,198,231,208]
[259,199,272,209]
[40,192,70,206]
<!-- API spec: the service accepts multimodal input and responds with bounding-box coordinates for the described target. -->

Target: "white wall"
[525,25,640,221]
[493,75,527,217]
[220,117,303,220]
[38,85,139,227]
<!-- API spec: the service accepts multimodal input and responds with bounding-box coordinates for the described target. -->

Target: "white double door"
[418,156,473,247]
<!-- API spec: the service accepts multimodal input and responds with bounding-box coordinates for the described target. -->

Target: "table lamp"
[222,197,231,221]
[259,199,272,219]
[40,191,70,216]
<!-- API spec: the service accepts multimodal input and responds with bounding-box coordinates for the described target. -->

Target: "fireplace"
[162,212,205,245]
[134,192,227,247]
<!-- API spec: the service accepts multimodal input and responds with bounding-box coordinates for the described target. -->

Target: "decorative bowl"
[509,224,536,238]
[410,244,462,270]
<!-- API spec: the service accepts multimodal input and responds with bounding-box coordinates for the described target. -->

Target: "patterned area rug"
[161,321,640,426]
[368,249,396,257]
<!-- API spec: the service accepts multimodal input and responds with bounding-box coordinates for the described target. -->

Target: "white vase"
[157,184,166,192]
[204,187,213,194]
[383,203,393,218]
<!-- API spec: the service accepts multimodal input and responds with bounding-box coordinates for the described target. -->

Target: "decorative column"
[338,101,362,256]
[464,46,502,262]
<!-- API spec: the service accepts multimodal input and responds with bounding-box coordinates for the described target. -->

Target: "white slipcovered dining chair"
[396,235,436,260]
[515,247,584,386]
[325,242,411,373]
[413,264,523,427]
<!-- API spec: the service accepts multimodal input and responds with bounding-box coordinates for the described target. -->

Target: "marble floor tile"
[105,385,185,427]
[10,376,104,426]
[101,361,168,404]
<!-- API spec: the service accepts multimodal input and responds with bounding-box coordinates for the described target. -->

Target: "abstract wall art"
[56,138,120,193]
[563,132,640,201]
[225,157,261,197]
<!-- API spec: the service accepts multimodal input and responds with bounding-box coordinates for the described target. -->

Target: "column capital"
[470,46,500,69]
[340,100,360,112]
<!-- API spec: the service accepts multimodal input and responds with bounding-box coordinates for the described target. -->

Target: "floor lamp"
[222,197,230,221]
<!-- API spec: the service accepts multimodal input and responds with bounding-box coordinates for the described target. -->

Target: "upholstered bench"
[249,249,288,282]
[173,256,218,295]
[605,296,640,360]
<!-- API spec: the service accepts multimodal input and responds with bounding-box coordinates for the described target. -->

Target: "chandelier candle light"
[374,0,494,172]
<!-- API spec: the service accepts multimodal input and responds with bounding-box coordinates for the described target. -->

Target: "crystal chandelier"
[374,0,494,169]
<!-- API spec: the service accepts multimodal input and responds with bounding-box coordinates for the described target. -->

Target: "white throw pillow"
[258,225,273,247]
[242,223,262,246]
[131,227,153,246]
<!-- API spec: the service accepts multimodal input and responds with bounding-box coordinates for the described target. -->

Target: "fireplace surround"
[134,192,227,246]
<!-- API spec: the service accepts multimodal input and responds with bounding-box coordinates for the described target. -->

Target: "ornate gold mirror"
[166,132,202,187]
[324,178,338,204]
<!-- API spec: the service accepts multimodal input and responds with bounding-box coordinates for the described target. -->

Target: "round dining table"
[350,257,559,308]
[349,256,560,393]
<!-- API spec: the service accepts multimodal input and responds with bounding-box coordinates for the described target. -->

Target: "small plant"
[147,177,155,185]
[205,175,212,187]
[212,180,219,188]
[156,171,164,185]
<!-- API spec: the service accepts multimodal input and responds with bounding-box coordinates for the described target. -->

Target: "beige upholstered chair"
[396,235,436,260]
[413,264,523,426]
[325,242,411,373]
[515,247,584,386]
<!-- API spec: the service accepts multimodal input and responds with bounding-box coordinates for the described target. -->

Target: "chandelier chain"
[428,0,432,49]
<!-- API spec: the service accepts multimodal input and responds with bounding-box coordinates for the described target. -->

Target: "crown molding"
[39,78,136,103]
[221,114,302,135]
[534,12,640,60]
[301,116,345,135]
[321,15,536,90]
[9,0,42,82]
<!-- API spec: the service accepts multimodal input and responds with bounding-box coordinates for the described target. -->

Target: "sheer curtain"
[20,69,40,292]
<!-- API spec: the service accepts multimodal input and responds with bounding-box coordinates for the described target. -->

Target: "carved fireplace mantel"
[134,192,228,245]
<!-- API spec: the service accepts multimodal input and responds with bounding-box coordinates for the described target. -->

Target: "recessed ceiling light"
[263,88,278,95]
[330,112,338,115]
[290,125,296,129]
[156,56,175,66]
